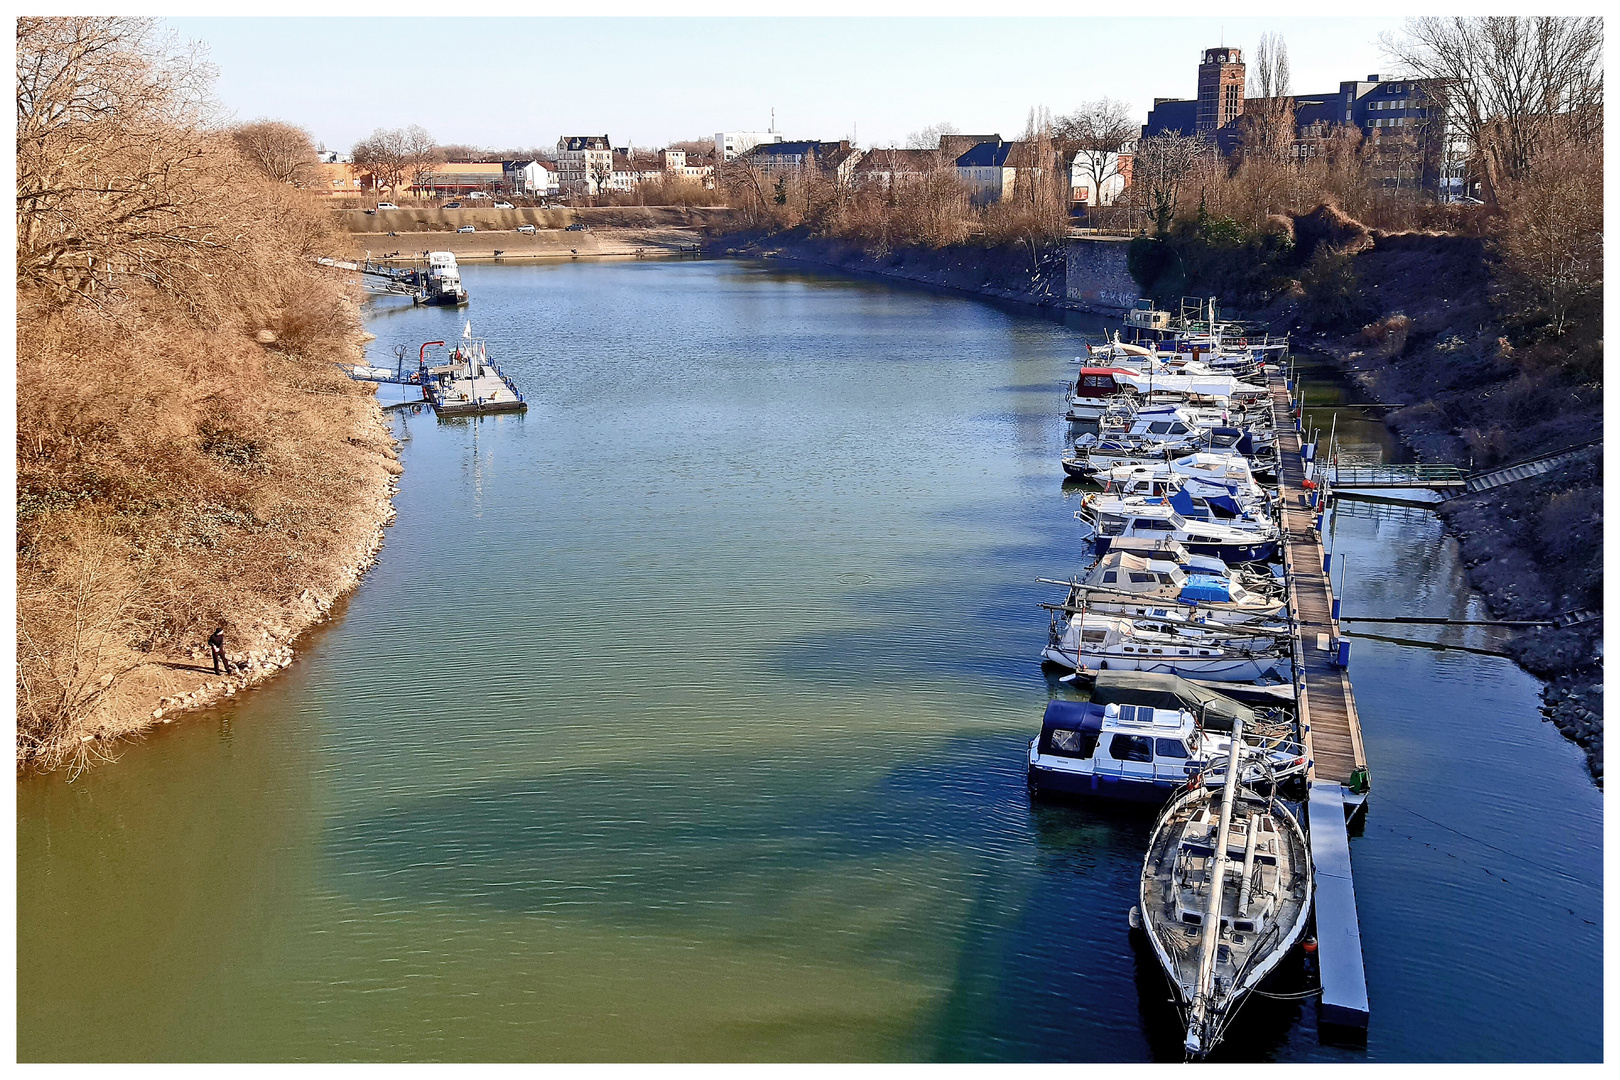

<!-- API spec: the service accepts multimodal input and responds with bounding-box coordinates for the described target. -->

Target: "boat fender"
[1129,905,1142,930]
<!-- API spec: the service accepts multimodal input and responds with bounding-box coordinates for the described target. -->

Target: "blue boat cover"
[1041,699,1103,734]
[1168,487,1198,516]
[1205,493,1243,517]
[1179,574,1232,603]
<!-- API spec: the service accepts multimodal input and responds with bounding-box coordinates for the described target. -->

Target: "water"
[16,262,1601,1062]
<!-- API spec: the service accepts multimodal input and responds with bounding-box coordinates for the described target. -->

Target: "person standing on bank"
[209,624,231,675]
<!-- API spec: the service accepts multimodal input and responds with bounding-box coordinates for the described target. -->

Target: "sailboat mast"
[1187,713,1244,1055]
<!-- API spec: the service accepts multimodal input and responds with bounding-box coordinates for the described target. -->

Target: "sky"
[168,16,1412,154]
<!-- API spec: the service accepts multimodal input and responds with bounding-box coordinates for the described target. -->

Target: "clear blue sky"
[169,17,1410,153]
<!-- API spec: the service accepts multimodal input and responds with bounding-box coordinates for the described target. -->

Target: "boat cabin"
[1032,698,1204,798]
[1072,367,1136,401]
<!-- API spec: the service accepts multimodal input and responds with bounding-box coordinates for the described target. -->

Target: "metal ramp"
[1450,440,1601,499]
[1309,781,1370,1030]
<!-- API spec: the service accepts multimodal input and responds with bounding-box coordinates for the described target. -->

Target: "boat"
[1135,719,1313,1058]
[1078,494,1281,565]
[1040,610,1289,683]
[1026,692,1304,802]
[1095,452,1271,512]
[421,325,527,416]
[1041,551,1287,626]
[414,251,469,306]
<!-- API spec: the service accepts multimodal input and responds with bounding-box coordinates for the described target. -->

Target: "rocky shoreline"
[1278,230,1603,782]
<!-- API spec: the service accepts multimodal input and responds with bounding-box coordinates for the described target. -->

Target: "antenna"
[770,107,775,133]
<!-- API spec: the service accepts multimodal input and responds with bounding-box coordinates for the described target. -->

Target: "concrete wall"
[1064,236,1138,314]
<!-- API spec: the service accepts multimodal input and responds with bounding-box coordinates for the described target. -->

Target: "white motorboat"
[1041,611,1289,682]
[1027,697,1305,802]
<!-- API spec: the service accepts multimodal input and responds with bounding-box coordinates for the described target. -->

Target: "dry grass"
[17,17,396,771]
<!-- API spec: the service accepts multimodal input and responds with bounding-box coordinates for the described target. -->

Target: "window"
[1155,738,1190,759]
[1081,629,1109,645]
[1148,421,1172,434]
[1047,728,1097,758]
[1129,572,1157,583]
[1110,734,1153,763]
[1101,571,1118,583]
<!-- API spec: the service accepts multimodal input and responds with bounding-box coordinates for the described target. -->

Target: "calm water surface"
[17,262,1601,1061]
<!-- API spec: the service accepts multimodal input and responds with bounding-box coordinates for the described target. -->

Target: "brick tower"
[1196,47,1245,134]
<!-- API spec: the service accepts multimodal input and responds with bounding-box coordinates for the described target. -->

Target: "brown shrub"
[16,17,390,769]
[1359,312,1413,359]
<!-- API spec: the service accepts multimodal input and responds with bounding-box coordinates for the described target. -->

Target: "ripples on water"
[15,262,1601,1062]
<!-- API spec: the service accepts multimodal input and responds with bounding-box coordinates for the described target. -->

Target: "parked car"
[493,201,515,209]
[457,225,476,233]
[376,202,399,210]
[516,224,536,234]
[565,222,588,231]
[443,201,462,209]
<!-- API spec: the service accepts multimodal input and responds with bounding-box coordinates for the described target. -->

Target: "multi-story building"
[556,135,613,195]
[715,130,784,162]
[1142,47,1455,193]
[739,140,863,183]
[312,161,370,195]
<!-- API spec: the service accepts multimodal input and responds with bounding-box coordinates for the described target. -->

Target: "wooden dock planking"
[1268,369,1366,787]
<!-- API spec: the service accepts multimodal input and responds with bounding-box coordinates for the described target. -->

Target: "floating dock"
[1269,365,1371,1031]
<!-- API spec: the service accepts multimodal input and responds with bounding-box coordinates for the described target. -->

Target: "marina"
[15,261,1600,1062]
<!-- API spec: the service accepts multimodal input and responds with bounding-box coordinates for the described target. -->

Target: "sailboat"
[1134,722,1313,1058]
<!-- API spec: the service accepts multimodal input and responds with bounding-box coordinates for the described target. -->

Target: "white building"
[715,130,784,162]
[556,135,614,195]
[505,160,560,197]
[1070,151,1132,207]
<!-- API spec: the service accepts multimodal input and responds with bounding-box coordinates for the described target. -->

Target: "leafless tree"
[1382,16,1604,203]
[16,16,220,304]
[905,121,958,151]
[404,124,440,189]
[351,127,407,193]
[588,156,615,197]
[1057,97,1136,208]
[1244,33,1297,163]
[230,119,318,186]
[1129,133,1206,234]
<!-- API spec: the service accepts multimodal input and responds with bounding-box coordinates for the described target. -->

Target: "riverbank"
[704,227,1072,310]
[1262,231,1603,780]
[353,225,704,262]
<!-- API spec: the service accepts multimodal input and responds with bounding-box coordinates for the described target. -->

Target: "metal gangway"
[1325,461,1467,490]
[313,256,424,300]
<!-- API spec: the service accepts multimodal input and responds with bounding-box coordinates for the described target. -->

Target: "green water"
[16,262,1601,1061]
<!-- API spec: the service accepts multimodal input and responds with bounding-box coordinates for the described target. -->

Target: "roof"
[428,162,505,177]
[560,135,611,152]
[1142,98,1198,138]
[940,133,1002,156]
[955,139,1012,168]
[854,148,934,173]
[1090,671,1256,732]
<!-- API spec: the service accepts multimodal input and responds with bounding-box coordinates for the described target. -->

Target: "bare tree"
[1244,33,1296,163]
[1493,133,1603,337]
[1382,16,1604,203]
[403,124,440,190]
[1129,133,1206,234]
[588,155,615,197]
[230,119,318,186]
[16,16,220,305]
[905,121,958,151]
[1057,98,1136,208]
[351,127,409,194]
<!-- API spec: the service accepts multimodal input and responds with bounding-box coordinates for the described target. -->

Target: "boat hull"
[1096,535,1279,565]
[1041,645,1285,683]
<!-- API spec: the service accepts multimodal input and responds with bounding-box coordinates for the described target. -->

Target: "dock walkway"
[1269,370,1368,790]
[1269,366,1371,1032]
